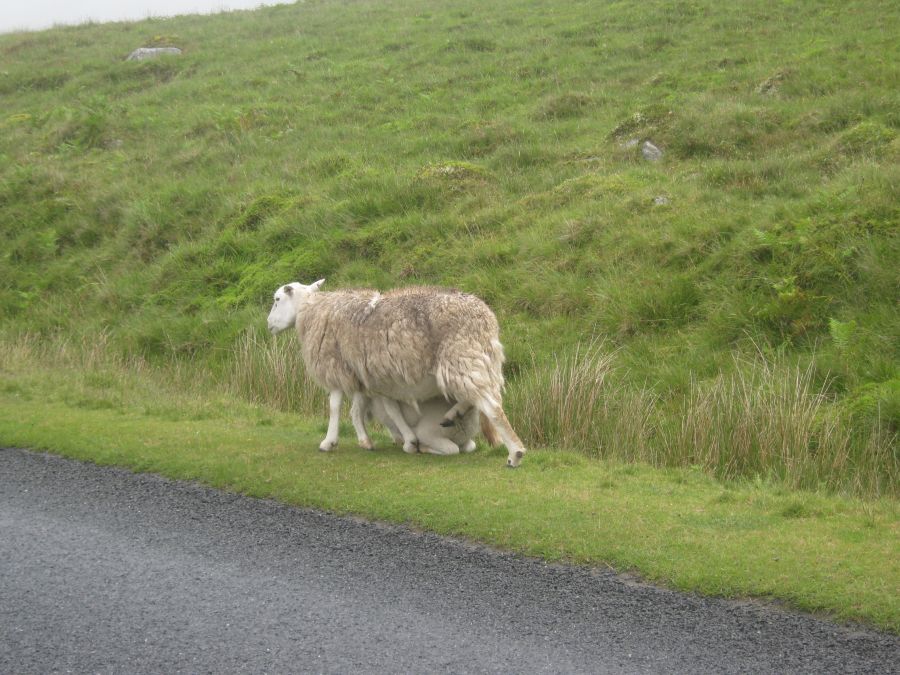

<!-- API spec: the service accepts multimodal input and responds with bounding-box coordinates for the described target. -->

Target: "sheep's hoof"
[402,440,419,454]
[440,418,456,428]
[506,450,525,468]
[358,439,374,451]
[318,440,337,452]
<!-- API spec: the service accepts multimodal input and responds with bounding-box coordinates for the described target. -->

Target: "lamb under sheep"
[266,280,527,467]
[366,395,500,456]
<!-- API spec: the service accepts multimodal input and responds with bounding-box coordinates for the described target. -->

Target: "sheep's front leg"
[350,392,374,450]
[319,390,342,452]
[379,398,419,454]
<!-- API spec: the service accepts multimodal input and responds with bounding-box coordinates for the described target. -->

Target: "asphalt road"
[1,447,897,674]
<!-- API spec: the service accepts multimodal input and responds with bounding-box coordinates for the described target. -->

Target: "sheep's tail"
[480,413,502,447]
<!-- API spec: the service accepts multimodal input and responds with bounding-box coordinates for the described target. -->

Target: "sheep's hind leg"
[319,390,342,452]
[439,400,473,428]
[350,392,374,450]
[379,398,419,454]
[481,403,527,468]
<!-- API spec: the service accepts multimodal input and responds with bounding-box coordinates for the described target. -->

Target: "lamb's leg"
[439,400,473,428]
[416,424,460,456]
[418,436,461,456]
[461,440,476,453]
[319,389,342,452]
[379,398,419,454]
[350,392,374,450]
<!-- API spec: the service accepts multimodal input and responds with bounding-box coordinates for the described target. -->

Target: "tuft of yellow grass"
[507,343,897,497]
[3,333,895,497]
[227,330,324,416]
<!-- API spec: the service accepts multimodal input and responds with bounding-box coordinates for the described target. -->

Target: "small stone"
[126,47,182,62]
[621,138,640,150]
[641,141,663,161]
[653,195,669,206]
[756,69,787,96]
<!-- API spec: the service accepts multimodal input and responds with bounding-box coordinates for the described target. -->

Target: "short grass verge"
[0,359,897,633]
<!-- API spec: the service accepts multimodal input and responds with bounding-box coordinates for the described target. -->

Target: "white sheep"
[365,395,501,456]
[267,281,528,467]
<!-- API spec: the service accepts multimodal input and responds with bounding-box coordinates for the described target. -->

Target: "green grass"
[1,0,897,386]
[1,351,897,632]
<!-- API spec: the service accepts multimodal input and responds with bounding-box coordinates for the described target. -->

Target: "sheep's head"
[267,279,324,334]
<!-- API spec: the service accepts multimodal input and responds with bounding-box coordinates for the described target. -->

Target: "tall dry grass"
[226,330,324,415]
[1,330,151,376]
[666,358,897,493]
[507,344,660,462]
[507,344,897,497]
[3,332,895,496]
[0,330,217,415]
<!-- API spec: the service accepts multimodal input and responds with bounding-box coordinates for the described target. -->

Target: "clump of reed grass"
[226,329,323,415]
[506,343,897,497]
[4,331,895,497]
[1,330,149,375]
[507,343,659,462]
[667,357,896,494]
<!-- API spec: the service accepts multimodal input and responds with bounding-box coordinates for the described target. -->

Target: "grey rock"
[653,195,669,206]
[641,140,663,161]
[757,69,788,96]
[621,138,640,150]
[126,47,182,62]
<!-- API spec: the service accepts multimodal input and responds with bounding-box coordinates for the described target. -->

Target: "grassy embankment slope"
[0,0,897,629]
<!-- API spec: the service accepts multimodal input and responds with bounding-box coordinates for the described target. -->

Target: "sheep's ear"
[309,278,325,292]
[283,285,294,296]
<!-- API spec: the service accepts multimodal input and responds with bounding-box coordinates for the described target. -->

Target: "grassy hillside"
[1,0,897,491]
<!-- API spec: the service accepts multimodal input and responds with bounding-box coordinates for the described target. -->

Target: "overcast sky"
[1,0,289,34]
